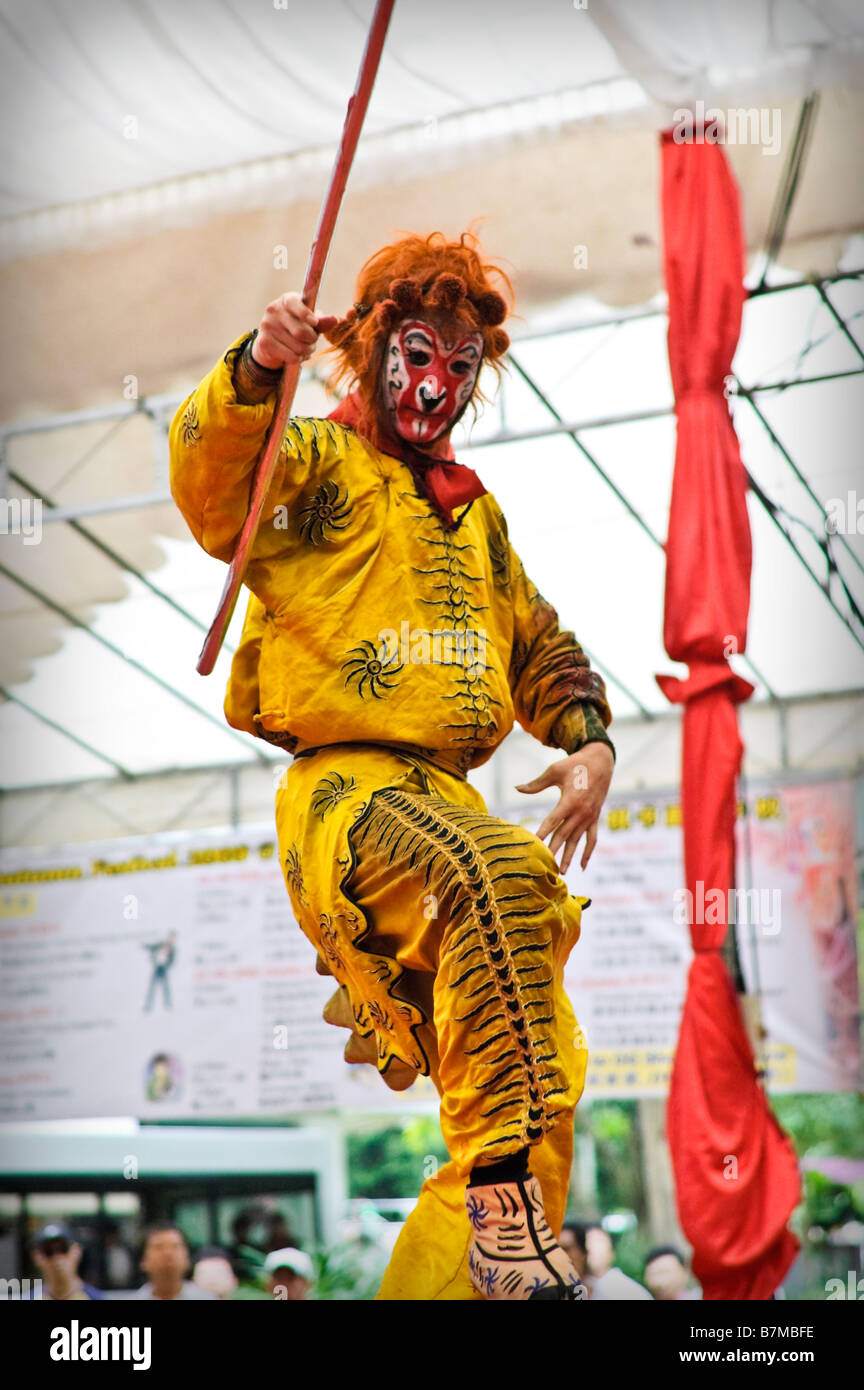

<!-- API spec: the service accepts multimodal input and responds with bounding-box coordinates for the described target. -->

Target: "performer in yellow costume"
[170,232,615,1300]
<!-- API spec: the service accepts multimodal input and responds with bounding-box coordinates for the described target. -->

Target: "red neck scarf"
[327,389,487,528]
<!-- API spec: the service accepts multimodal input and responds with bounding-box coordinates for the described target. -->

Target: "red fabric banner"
[657,130,801,1300]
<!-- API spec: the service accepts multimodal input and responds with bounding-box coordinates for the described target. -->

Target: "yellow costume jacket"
[170,334,611,1099]
[170,335,613,776]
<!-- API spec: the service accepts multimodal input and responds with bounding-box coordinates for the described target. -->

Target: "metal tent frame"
[2,268,862,795]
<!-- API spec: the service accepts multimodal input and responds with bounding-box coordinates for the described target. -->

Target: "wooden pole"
[197,0,397,675]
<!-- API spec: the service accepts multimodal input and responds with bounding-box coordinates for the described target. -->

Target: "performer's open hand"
[252,291,338,370]
[516,742,614,874]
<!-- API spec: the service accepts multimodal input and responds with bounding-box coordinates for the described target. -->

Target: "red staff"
[197,0,397,675]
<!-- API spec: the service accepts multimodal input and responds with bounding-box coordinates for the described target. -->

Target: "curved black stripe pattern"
[349,786,566,1157]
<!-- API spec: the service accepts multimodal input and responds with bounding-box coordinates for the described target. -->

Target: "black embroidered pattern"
[283,844,307,905]
[181,400,200,445]
[409,516,503,758]
[298,479,352,544]
[317,878,429,1075]
[349,788,567,1156]
[318,912,347,976]
[281,416,354,466]
[515,558,545,610]
[488,525,510,589]
[509,638,530,685]
[341,640,403,699]
[310,772,358,819]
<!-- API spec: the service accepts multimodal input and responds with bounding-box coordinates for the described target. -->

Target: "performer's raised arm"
[168,292,336,564]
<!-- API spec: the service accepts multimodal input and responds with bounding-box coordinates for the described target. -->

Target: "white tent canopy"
[3,0,862,220]
[0,0,862,820]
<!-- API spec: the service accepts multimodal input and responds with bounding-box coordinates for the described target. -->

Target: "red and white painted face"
[383,319,483,446]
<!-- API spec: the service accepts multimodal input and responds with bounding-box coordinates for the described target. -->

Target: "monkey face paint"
[383,320,483,446]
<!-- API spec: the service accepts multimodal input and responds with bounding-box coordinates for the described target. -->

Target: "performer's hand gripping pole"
[196,0,396,675]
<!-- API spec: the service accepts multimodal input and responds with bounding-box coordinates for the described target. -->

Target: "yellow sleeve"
[222,588,266,736]
[506,531,614,758]
[169,334,327,566]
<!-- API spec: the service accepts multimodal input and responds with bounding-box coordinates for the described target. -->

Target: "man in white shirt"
[644,1245,702,1300]
[133,1223,217,1300]
[586,1222,653,1300]
[559,1222,602,1297]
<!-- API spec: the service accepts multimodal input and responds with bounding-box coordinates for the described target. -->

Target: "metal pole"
[198,0,398,674]
[744,472,864,653]
[507,354,779,702]
[0,563,270,763]
[8,464,237,650]
[733,389,864,580]
[0,685,132,779]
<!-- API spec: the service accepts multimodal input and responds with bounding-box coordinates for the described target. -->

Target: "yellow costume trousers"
[275,745,589,1300]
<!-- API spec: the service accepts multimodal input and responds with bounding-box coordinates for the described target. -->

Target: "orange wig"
[321,230,513,435]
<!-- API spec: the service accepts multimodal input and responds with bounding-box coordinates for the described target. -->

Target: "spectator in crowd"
[133,1222,217,1300]
[558,1221,602,1298]
[30,1222,103,1301]
[103,1220,136,1290]
[584,1221,653,1300]
[229,1205,268,1280]
[644,1245,702,1300]
[192,1244,240,1299]
[264,1247,314,1301]
[264,1212,298,1254]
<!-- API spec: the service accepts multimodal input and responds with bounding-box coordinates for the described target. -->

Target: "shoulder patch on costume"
[283,416,357,457]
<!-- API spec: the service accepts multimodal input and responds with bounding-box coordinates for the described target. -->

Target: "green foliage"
[584,1100,646,1219]
[341,1087,864,1299]
[571,1100,650,1285]
[347,1119,449,1199]
[773,1092,864,1158]
[307,1242,386,1301]
[802,1171,855,1228]
[612,1226,653,1286]
[773,1091,864,1242]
